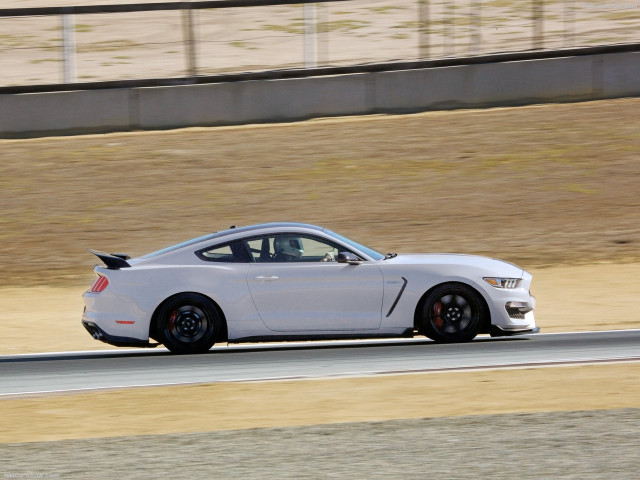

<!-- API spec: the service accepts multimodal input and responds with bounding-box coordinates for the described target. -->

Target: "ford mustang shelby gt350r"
[82,222,538,353]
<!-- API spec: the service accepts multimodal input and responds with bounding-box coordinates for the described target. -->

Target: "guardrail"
[2,0,639,89]
[2,45,639,138]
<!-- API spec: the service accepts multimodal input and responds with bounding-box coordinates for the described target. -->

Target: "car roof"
[218,222,324,238]
[139,223,325,260]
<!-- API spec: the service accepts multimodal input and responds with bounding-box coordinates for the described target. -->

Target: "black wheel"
[421,283,485,343]
[156,293,222,354]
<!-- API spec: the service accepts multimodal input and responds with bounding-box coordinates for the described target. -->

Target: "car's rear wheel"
[421,283,485,343]
[156,293,222,354]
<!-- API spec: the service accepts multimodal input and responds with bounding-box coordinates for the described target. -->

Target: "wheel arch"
[413,281,492,335]
[149,291,228,343]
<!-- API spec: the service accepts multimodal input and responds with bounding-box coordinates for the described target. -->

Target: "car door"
[245,234,384,332]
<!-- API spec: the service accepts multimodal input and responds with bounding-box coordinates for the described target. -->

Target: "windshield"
[324,229,385,261]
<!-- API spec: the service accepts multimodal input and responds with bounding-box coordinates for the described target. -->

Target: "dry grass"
[3,363,638,443]
[1,98,639,288]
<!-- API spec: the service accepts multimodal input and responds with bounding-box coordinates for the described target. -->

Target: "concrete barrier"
[0,89,133,136]
[1,51,638,137]
[601,52,640,98]
[136,74,372,129]
[373,56,597,111]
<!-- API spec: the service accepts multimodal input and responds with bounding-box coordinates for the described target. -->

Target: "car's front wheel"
[421,283,485,343]
[156,293,222,354]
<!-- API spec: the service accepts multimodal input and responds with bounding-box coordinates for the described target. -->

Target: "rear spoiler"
[89,249,131,269]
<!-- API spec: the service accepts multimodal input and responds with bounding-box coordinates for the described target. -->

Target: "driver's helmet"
[274,236,303,260]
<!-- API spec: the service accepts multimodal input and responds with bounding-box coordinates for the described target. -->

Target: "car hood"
[385,253,525,277]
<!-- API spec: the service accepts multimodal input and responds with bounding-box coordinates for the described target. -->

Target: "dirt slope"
[1,99,639,288]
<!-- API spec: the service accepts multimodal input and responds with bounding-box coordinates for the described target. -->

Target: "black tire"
[421,283,485,343]
[156,293,222,354]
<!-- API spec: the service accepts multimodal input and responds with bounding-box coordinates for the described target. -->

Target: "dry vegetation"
[3,363,639,443]
[1,98,639,288]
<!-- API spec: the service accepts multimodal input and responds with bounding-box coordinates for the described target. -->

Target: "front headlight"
[483,277,521,289]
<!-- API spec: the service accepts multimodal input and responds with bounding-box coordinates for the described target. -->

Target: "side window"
[268,235,347,263]
[242,234,358,263]
[198,241,250,263]
[245,237,275,263]
[299,237,340,262]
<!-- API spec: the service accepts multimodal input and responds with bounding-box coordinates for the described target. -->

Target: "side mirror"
[337,252,362,265]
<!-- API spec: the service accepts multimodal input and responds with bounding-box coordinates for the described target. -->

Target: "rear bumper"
[83,287,154,342]
[82,321,158,348]
[490,325,541,337]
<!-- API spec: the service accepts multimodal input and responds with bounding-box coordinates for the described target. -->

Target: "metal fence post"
[532,0,544,50]
[60,12,77,83]
[564,0,575,47]
[304,2,318,68]
[182,6,198,77]
[317,2,328,66]
[470,0,482,55]
[418,0,430,60]
[444,0,455,56]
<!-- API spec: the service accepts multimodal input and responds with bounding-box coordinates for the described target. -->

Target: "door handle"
[256,275,279,280]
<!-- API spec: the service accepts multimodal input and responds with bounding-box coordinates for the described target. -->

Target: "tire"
[421,283,485,343]
[156,293,222,354]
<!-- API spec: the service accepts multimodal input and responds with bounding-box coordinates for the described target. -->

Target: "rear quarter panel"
[101,263,265,340]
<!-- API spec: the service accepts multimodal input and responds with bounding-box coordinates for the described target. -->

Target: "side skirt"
[230,328,415,344]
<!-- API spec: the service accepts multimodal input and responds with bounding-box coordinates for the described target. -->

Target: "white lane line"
[533,329,640,335]
[0,348,167,358]
[2,356,639,398]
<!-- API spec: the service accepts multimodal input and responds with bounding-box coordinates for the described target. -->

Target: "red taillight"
[90,275,109,293]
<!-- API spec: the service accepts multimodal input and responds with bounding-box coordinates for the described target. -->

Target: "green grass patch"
[563,183,599,194]
[367,6,406,14]
[261,23,304,35]
[229,41,258,50]
[29,58,61,64]
[587,37,618,44]
[75,24,94,33]
[77,39,141,53]
[317,20,370,33]
[600,11,640,21]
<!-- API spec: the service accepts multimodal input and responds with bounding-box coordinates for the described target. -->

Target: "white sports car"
[82,223,538,353]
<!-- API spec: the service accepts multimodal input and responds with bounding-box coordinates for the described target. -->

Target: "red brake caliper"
[168,311,177,332]
[433,301,443,328]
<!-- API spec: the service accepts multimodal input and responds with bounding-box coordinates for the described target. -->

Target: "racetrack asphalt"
[1,330,639,396]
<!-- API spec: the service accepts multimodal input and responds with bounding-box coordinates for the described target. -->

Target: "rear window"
[196,241,250,263]
[141,233,220,259]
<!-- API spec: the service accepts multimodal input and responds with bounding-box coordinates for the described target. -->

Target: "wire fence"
[1,0,639,87]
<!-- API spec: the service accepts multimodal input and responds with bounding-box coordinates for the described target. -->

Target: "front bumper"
[481,268,539,335]
[82,321,158,348]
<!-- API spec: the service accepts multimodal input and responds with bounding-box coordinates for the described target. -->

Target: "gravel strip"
[1,409,638,479]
